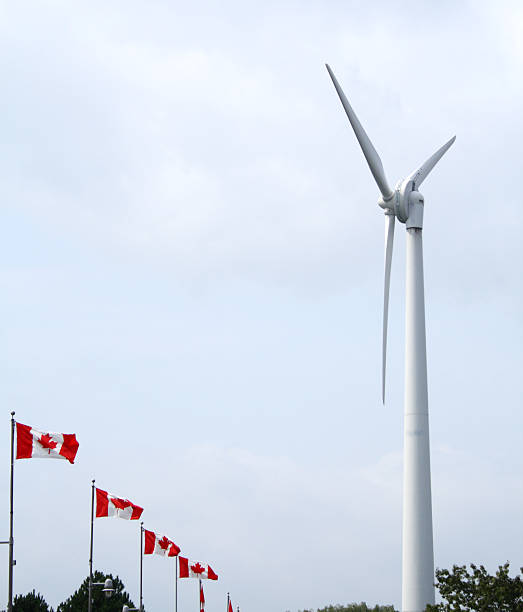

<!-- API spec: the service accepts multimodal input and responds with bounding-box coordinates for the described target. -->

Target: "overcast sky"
[0,1,522,611]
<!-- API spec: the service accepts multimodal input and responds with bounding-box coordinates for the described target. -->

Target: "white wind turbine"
[325,64,455,612]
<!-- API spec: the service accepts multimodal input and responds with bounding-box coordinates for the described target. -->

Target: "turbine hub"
[378,182,424,229]
[378,191,396,211]
[395,179,414,223]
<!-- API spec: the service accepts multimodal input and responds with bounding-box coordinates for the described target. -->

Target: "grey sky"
[0,1,522,611]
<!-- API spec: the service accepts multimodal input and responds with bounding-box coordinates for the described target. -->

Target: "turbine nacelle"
[378,182,424,229]
[405,190,424,230]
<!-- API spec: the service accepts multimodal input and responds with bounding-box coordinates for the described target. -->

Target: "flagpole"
[227,592,230,612]
[175,555,178,612]
[199,578,201,612]
[88,479,95,612]
[140,522,143,612]
[8,412,15,612]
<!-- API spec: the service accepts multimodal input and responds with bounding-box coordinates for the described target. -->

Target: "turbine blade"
[406,135,456,189]
[382,212,395,403]
[325,64,393,200]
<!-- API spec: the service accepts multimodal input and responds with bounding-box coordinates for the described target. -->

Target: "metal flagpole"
[175,555,178,612]
[227,592,229,612]
[140,522,144,612]
[8,412,15,612]
[199,578,201,612]
[88,479,95,612]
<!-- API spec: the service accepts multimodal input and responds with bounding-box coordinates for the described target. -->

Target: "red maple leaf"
[111,497,131,510]
[38,434,57,453]
[159,537,170,550]
[191,562,205,575]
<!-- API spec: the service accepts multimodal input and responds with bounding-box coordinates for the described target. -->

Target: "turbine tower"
[325,64,455,612]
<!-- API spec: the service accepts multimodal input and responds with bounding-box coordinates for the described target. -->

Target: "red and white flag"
[228,600,233,612]
[15,422,79,464]
[95,487,143,520]
[144,529,180,557]
[179,557,218,580]
[200,581,205,612]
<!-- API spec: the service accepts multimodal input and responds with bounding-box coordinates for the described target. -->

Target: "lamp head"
[102,578,114,598]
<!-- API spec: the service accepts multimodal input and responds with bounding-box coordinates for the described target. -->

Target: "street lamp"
[101,578,115,598]
[122,606,140,612]
[90,577,115,600]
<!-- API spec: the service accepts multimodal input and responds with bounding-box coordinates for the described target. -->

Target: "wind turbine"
[325,64,455,612]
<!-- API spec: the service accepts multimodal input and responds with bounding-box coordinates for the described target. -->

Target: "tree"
[57,571,136,612]
[13,591,53,612]
[315,604,397,612]
[426,562,523,611]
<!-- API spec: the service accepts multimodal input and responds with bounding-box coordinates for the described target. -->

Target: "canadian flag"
[179,557,218,580]
[228,600,233,612]
[200,581,205,612]
[15,422,79,464]
[95,487,143,520]
[144,529,180,557]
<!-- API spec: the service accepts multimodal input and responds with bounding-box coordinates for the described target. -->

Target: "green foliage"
[426,562,523,612]
[13,591,53,612]
[56,571,136,612]
[304,604,397,612]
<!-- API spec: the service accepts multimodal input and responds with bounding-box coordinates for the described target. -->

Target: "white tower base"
[402,227,435,612]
